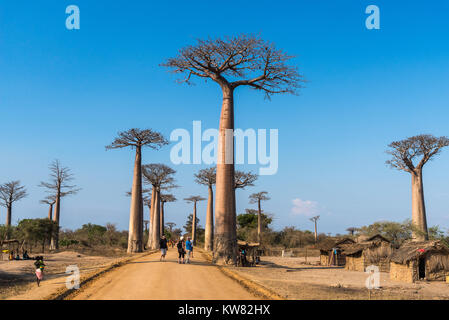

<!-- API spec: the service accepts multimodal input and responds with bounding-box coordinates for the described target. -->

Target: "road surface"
[72,249,258,300]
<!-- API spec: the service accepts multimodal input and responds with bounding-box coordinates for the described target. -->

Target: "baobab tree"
[106,128,168,253]
[234,171,258,190]
[194,167,216,251]
[163,34,303,264]
[249,191,270,243]
[0,181,27,238]
[346,227,358,237]
[184,196,206,245]
[386,134,449,240]
[142,163,176,249]
[39,160,80,249]
[160,194,177,235]
[40,195,56,220]
[309,215,320,243]
[166,222,176,233]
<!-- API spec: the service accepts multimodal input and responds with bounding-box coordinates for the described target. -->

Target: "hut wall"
[320,253,329,266]
[425,254,449,281]
[390,261,416,283]
[345,254,365,271]
[365,259,390,273]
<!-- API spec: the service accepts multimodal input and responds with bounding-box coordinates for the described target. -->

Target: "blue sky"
[0,1,448,235]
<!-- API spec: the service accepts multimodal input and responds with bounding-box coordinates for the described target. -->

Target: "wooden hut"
[344,235,393,272]
[318,238,355,266]
[390,240,449,283]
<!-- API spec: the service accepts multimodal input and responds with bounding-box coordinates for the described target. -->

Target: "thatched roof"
[318,238,355,251]
[364,234,390,243]
[237,240,260,248]
[343,235,392,256]
[390,240,449,264]
[342,244,369,256]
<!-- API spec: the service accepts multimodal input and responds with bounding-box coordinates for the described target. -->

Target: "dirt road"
[72,249,258,300]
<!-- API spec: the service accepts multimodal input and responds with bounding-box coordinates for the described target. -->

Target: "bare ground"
[0,251,125,300]
[230,256,449,300]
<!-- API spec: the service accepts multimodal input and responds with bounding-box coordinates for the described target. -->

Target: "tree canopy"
[162,34,305,98]
[194,167,216,186]
[0,181,28,208]
[106,128,168,150]
[386,134,449,172]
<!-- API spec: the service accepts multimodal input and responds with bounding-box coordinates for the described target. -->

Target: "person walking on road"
[159,235,168,261]
[185,237,193,264]
[34,256,45,287]
[177,237,186,264]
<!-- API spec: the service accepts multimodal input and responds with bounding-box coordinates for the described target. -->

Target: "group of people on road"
[158,235,194,264]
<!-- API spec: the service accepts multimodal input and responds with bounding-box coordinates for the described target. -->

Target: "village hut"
[389,240,449,283]
[1,239,20,261]
[344,234,393,272]
[237,240,261,267]
[318,238,355,266]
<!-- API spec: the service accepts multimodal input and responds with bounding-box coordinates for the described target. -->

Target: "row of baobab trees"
[3,34,447,262]
[103,33,305,265]
[106,127,272,258]
[0,160,80,247]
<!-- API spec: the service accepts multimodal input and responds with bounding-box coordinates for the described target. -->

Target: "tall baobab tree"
[194,167,216,251]
[0,181,27,238]
[106,128,168,253]
[163,34,303,264]
[160,194,177,235]
[309,215,320,243]
[184,196,206,245]
[40,195,56,220]
[39,160,80,249]
[386,134,449,241]
[142,163,176,249]
[249,191,270,243]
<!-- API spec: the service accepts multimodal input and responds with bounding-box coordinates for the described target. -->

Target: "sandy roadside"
[1,251,144,300]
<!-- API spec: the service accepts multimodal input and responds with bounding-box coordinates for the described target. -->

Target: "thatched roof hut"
[390,240,449,283]
[344,235,393,272]
[237,240,261,267]
[318,238,355,266]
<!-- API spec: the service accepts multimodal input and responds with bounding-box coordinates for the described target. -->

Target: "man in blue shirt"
[185,237,193,264]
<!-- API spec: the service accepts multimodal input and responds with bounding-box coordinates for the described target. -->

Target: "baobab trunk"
[6,205,11,226]
[5,205,12,239]
[160,201,165,236]
[50,193,61,250]
[314,221,318,243]
[147,186,157,249]
[150,190,161,249]
[213,86,237,264]
[48,204,53,220]
[204,185,214,251]
[127,146,143,253]
[411,169,428,241]
[192,201,197,245]
[257,200,262,243]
